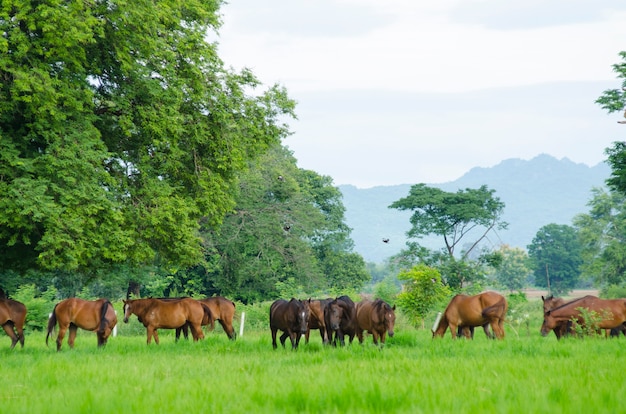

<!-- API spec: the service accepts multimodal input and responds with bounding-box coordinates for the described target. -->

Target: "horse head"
[122,299,133,323]
[382,302,396,338]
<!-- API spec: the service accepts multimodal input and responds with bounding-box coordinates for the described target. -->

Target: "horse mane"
[546,295,593,313]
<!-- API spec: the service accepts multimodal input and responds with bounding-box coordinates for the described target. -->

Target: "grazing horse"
[269,298,311,350]
[0,297,27,349]
[175,296,237,341]
[324,295,357,347]
[433,291,508,340]
[355,299,396,346]
[541,295,626,336]
[123,298,213,345]
[305,298,332,345]
[46,298,117,351]
[542,295,575,339]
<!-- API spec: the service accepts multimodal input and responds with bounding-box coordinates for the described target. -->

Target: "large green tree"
[198,145,368,303]
[596,51,626,194]
[527,224,582,295]
[389,184,506,289]
[573,187,626,286]
[0,1,294,274]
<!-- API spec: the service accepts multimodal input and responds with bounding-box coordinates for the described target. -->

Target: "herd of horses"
[269,296,397,349]
[3,290,626,350]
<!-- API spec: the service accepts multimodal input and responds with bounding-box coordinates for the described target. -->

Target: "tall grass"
[1,316,625,414]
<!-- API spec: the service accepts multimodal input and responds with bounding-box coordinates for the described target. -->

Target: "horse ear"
[392,305,396,311]
[541,296,545,301]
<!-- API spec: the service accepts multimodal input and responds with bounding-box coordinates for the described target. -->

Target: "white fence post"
[239,312,245,338]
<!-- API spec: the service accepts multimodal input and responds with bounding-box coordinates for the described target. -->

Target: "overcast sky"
[216,0,626,188]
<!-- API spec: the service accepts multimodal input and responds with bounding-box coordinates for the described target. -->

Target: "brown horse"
[123,298,213,345]
[176,296,237,340]
[305,298,332,345]
[269,298,311,350]
[0,297,27,349]
[541,295,626,336]
[433,291,508,340]
[542,295,574,339]
[324,295,357,347]
[46,298,117,351]
[355,299,396,346]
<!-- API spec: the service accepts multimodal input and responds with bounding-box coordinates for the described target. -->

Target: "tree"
[491,245,531,292]
[198,145,367,303]
[389,184,507,259]
[389,184,507,289]
[0,2,295,275]
[573,187,626,286]
[396,264,451,328]
[527,224,583,295]
[596,51,626,194]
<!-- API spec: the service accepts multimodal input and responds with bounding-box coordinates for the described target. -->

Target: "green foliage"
[600,284,626,299]
[11,284,57,332]
[527,223,582,295]
[595,51,626,114]
[373,276,399,304]
[571,307,612,337]
[492,245,531,291]
[574,187,626,286]
[396,264,451,327]
[0,1,295,275]
[389,184,507,259]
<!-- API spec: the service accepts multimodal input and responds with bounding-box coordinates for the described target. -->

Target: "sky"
[216,0,626,188]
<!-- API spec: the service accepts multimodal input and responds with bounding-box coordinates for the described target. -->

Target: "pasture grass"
[1,321,625,413]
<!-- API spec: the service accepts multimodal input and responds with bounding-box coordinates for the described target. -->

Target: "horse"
[123,297,213,345]
[432,291,508,340]
[46,298,117,351]
[176,296,237,341]
[0,297,27,349]
[305,298,332,345]
[355,299,396,346]
[269,298,311,350]
[542,295,575,339]
[324,295,357,347]
[540,295,626,336]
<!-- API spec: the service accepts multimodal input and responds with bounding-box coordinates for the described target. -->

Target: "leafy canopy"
[0,1,295,273]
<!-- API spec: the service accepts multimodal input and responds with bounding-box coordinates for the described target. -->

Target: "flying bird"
[382,238,389,243]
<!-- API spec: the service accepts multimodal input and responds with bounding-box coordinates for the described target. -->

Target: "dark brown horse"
[46,298,117,351]
[305,298,332,345]
[123,298,213,345]
[541,295,626,336]
[542,295,574,339]
[355,299,396,345]
[176,296,237,340]
[433,291,508,339]
[324,295,357,347]
[0,297,27,349]
[269,298,311,350]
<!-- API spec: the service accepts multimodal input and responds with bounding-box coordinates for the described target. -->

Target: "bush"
[12,284,58,332]
[600,284,626,299]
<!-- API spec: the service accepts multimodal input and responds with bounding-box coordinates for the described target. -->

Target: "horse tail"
[99,300,112,334]
[482,299,507,320]
[46,304,59,347]
[202,303,215,330]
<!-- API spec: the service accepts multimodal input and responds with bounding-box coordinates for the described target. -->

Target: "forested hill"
[340,154,611,263]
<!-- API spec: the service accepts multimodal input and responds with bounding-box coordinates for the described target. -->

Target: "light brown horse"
[433,291,508,340]
[123,298,213,345]
[176,296,237,340]
[541,295,626,336]
[46,298,117,351]
[305,298,332,345]
[0,297,27,349]
[355,299,396,346]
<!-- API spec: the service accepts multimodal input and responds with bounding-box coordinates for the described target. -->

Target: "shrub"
[12,284,58,332]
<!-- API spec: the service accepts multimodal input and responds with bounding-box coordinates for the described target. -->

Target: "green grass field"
[1,313,625,414]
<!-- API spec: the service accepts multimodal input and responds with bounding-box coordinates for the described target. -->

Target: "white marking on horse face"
[301,311,305,320]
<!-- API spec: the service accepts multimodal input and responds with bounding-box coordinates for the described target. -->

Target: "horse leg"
[219,320,235,340]
[68,324,78,349]
[146,327,155,345]
[304,328,310,344]
[356,327,364,344]
[271,328,278,349]
[16,322,24,348]
[279,332,289,348]
[449,323,459,340]
[293,332,301,350]
[56,324,68,351]
[2,323,18,349]
[190,323,204,341]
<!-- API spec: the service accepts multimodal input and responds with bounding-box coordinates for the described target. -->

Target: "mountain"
[340,154,611,263]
